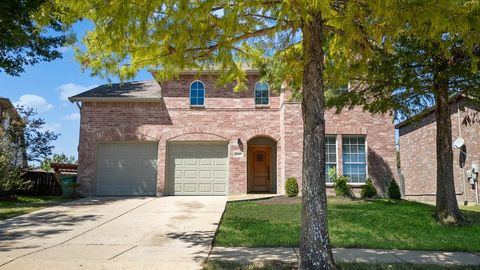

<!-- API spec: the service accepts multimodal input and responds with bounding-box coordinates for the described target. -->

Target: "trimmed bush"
[388,179,402,199]
[360,178,377,198]
[328,168,352,197]
[285,177,299,197]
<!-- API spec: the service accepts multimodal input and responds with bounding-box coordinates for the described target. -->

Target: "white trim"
[254,81,270,107]
[325,135,337,183]
[189,80,206,107]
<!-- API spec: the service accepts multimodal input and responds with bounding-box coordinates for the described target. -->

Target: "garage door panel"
[213,183,226,192]
[96,142,158,196]
[198,184,212,192]
[168,143,228,195]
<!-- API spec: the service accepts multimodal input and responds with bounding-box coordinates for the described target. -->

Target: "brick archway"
[245,128,280,142]
[94,126,161,142]
[160,127,232,143]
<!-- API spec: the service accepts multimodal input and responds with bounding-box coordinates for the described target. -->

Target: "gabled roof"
[69,80,162,102]
[0,96,20,120]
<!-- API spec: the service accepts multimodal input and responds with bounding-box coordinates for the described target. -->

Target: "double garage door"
[95,142,228,196]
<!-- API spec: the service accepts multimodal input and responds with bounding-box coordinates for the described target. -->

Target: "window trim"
[338,81,351,94]
[254,81,270,107]
[325,135,338,183]
[189,80,206,107]
[342,135,368,184]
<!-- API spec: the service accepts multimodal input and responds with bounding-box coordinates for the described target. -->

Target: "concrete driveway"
[0,196,226,270]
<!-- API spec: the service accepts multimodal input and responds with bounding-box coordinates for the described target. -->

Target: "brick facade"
[398,98,480,203]
[75,73,396,196]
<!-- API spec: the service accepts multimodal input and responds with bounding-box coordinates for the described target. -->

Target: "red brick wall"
[324,108,397,194]
[76,73,396,196]
[399,99,480,203]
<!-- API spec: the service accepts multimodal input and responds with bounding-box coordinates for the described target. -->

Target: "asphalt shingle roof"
[69,80,161,101]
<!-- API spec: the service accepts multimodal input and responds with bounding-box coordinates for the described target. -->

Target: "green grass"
[203,260,479,270]
[215,197,480,252]
[0,196,72,220]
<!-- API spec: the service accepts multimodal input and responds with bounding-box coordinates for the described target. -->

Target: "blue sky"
[0,22,152,161]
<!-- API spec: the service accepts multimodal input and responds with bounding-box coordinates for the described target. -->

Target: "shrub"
[285,177,299,197]
[0,168,28,197]
[328,168,352,197]
[360,178,377,198]
[388,179,402,199]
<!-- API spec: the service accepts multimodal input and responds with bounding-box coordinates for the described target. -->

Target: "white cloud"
[63,112,80,121]
[15,94,53,112]
[42,123,62,133]
[58,46,72,53]
[56,83,97,101]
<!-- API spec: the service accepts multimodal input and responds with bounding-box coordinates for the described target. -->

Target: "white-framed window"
[342,136,367,183]
[338,82,350,94]
[254,82,269,105]
[190,80,205,106]
[325,136,337,182]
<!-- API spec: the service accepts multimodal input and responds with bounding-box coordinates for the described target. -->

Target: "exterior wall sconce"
[237,138,244,152]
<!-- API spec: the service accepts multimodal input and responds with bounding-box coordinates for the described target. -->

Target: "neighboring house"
[69,70,396,196]
[0,96,26,167]
[0,96,19,131]
[397,96,480,203]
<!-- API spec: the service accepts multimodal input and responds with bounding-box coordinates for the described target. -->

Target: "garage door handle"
[267,167,270,180]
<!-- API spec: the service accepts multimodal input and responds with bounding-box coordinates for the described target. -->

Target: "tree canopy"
[7,107,60,164]
[0,0,69,76]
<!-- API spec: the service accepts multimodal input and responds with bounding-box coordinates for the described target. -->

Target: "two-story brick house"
[70,70,396,196]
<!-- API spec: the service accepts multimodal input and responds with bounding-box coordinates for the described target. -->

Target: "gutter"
[68,97,163,103]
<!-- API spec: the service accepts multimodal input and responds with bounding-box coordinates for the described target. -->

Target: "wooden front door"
[248,146,271,192]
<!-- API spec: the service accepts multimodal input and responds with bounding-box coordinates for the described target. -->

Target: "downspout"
[457,104,468,205]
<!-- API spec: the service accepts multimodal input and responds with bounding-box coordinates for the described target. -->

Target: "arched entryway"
[247,136,277,193]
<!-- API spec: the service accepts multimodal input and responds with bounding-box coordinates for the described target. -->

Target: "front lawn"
[215,197,480,252]
[0,196,72,220]
[204,260,480,270]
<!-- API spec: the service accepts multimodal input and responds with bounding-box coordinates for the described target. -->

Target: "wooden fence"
[18,171,62,196]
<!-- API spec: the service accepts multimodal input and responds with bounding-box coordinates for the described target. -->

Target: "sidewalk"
[209,247,480,266]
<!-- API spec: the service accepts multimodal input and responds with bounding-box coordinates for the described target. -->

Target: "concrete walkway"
[0,196,226,270]
[209,247,480,266]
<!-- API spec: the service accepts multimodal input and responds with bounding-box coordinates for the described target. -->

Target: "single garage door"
[168,142,228,195]
[96,142,158,196]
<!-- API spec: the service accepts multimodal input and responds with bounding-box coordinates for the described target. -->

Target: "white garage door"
[168,142,228,195]
[96,142,158,196]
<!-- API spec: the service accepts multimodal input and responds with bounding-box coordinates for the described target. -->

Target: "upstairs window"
[254,82,269,105]
[190,81,205,106]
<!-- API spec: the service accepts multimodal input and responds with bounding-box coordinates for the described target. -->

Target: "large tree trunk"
[434,81,466,225]
[299,11,336,270]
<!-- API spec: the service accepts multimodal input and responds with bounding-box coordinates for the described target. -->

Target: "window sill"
[190,105,205,109]
[255,104,270,108]
[326,182,366,188]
